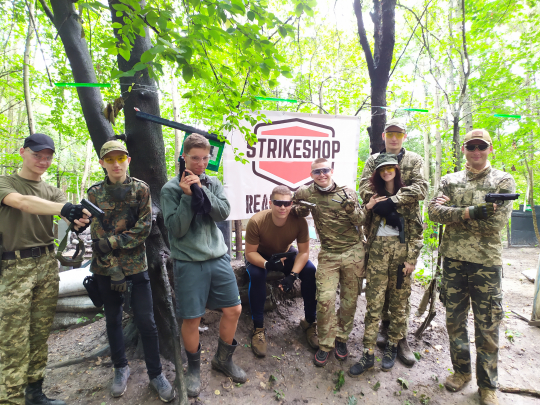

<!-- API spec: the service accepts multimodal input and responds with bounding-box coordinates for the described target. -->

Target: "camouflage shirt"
[87,176,152,276]
[427,162,516,267]
[359,148,427,264]
[292,182,365,253]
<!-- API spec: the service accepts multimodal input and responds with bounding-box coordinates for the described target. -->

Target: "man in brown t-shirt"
[245,185,317,357]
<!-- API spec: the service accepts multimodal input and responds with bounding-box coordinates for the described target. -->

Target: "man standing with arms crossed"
[428,129,515,405]
[358,119,427,367]
[293,158,365,367]
[0,133,90,405]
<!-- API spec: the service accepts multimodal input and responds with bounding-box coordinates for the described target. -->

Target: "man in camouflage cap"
[358,118,428,367]
[293,158,366,367]
[87,139,174,402]
[428,129,515,405]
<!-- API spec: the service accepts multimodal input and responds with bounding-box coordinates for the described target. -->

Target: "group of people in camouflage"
[0,119,513,405]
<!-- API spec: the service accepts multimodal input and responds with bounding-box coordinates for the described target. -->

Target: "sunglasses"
[311,167,332,176]
[103,155,128,164]
[464,143,489,151]
[385,131,405,139]
[272,200,293,207]
[378,166,396,174]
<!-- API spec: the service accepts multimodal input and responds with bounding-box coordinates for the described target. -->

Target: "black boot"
[25,380,66,405]
[382,341,398,371]
[348,349,374,378]
[376,320,390,349]
[185,344,201,397]
[211,338,247,383]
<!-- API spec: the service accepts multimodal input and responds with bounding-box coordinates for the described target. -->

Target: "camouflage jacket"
[427,163,515,267]
[88,176,152,276]
[292,182,365,253]
[359,148,427,264]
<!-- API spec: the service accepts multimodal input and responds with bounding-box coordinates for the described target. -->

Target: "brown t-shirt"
[0,173,66,251]
[245,210,310,257]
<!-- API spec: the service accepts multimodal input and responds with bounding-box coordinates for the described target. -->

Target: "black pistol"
[269,251,297,265]
[81,198,105,221]
[397,264,405,290]
[485,193,520,206]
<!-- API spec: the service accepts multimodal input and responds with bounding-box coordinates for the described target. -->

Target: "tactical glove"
[280,273,298,292]
[92,238,112,255]
[74,218,92,234]
[292,204,310,217]
[264,258,284,272]
[372,198,396,217]
[341,198,356,214]
[468,203,495,220]
[61,202,86,223]
[110,270,127,292]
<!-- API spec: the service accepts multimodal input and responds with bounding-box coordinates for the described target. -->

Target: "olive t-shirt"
[245,210,310,257]
[0,174,66,252]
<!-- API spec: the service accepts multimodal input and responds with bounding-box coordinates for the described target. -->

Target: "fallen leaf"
[260,382,266,389]
[372,381,381,391]
[255,371,266,380]
[215,389,220,395]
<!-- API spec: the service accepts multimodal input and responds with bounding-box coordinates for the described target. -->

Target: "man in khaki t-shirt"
[0,133,89,405]
[244,185,317,358]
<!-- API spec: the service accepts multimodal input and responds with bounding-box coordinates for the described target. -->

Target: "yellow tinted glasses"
[385,131,405,139]
[103,155,128,164]
[378,166,395,174]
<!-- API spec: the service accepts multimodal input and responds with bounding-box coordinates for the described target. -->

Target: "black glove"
[92,238,112,255]
[280,273,298,292]
[110,270,127,292]
[385,211,402,230]
[468,203,495,220]
[191,184,211,214]
[74,217,92,234]
[61,202,86,223]
[372,198,396,217]
[265,258,284,272]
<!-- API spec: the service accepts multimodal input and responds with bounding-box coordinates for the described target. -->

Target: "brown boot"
[251,328,267,357]
[444,372,472,392]
[300,319,319,349]
[376,320,390,349]
[397,338,416,367]
[479,388,499,405]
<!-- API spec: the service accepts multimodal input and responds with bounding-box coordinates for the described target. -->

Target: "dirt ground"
[44,245,540,405]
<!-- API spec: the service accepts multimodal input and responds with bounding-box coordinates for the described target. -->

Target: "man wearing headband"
[244,185,317,358]
[358,118,427,368]
[293,158,366,367]
[0,133,90,405]
[86,139,174,402]
[429,129,515,405]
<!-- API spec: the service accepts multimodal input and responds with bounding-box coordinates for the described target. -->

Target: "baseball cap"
[100,140,129,159]
[463,129,492,145]
[384,118,407,133]
[23,133,55,152]
[374,153,399,170]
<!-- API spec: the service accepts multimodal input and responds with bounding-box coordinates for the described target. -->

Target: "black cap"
[23,133,55,152]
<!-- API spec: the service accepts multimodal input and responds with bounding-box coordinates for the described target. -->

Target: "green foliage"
[397,377,409,389]
[333,370,345,393]
[505,329,522,343]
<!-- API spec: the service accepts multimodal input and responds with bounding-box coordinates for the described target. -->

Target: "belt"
[2,244,55,261]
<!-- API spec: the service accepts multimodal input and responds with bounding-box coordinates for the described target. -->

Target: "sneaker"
[381,341,398,371]
[313,349,330,367]
[444,372,472,392]
[479,388,499,405]
[348,349,374,378]
[150,373,176,403]
[334,340,348,361]
[251,328,267,357]
[111,365,130,397]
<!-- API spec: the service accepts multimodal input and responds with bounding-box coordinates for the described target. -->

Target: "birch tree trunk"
[23,1,36,135]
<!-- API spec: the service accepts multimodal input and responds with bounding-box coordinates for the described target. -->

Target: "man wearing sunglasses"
[87,140,174,402]
[358,118,428,368]
[0,133,91,405]
[244,185,317,358]
[293,158,366,367]
[428,129,515,405]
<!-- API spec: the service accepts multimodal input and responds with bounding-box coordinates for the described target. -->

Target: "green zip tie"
[493,113,521,119]
[255,96,297,103]
[55,83,112,88]
[400,108,429,112]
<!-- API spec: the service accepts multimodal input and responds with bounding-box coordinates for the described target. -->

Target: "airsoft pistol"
[484,193,520,206]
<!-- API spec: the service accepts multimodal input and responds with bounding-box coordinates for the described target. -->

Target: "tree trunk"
[452,115,461,172]
[79,139,93,197]
[370,82,387,153]
[524,158,540,244]
[171,74,182,175]
[23,0,35,135]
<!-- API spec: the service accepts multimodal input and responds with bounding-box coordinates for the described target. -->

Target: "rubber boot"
[25,379,66,405]
[185,344,201,397]
[211,338,247,383]
[376,320,390,349]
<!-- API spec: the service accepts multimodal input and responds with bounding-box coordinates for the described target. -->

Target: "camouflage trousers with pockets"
[441,257,502,390]
[0,252,59,405]
[316,243,364,352]
[363,236,411,348]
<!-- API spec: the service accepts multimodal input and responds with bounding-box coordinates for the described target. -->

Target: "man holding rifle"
[428,129,516,405]
[244,185,317,357]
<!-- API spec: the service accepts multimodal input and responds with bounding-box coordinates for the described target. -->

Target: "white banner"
[223,111,361,220]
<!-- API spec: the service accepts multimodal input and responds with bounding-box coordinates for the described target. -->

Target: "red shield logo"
[248,118,338,190]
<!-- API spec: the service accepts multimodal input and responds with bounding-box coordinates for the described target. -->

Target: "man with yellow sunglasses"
[358,118,428,367]
[86,140,175,402]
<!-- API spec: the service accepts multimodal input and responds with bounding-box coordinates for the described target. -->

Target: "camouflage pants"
[0,252,59,405]
[380,282,411,334]
[363,236,411,348]
[316,243,364,352]
[441,258,502,390]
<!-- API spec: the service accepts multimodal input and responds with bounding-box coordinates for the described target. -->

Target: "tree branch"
[353,0,375,78]
[460,0,470,96]
[354,95,370,116]
[37,0,54,22]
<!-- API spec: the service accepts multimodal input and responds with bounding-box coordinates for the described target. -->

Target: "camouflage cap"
[374,153,399,170]
[384,118,406,133]
[463,128,492,145]
[100,140,128,159]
